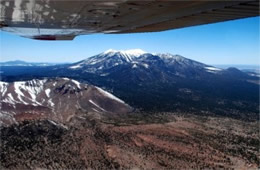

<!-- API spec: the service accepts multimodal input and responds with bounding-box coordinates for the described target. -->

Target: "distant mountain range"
[1,49,259,120]
[0,60,64,66]
[214,64,259,70]
[215,64,260,76]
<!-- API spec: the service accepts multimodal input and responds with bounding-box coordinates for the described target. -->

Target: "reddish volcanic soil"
[1,113,259,169]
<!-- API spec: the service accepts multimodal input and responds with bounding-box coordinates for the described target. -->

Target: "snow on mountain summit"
[69,49,147,70]
[104,49,146,56]
[68,49,215,73]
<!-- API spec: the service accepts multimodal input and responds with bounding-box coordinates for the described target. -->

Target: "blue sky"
[0,16,259,65]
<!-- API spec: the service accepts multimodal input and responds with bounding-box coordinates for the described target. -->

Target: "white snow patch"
[7,93,14,100]
[89,99,106,112]
[205,67,222,71]
[89,60,99,65]
[205,67,222,74]
[113,63,119,66]
[3,79,47,106]
[69,64,82,69]
[132,64,138,68]
[92,108,100,113]
[122,49,146,56]
[0,82,8,96]
[14,82,25,97]
[48,120,58,125]
[206,70,216,73]
[48,120,68,130]
[6,93,16,105]
[100,73,110,76]
[17,94,29,105]
[104,49,146,57]
[45,89,51,98]
[142,63,149,68]
[95,87,125,104]
[13,80,46,105]
[157,53,176,59]
[71,79,81,89]
[6,89,28,105]
[48,99,55,107]
[157,54,186,63]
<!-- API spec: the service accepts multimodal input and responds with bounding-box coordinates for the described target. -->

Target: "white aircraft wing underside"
[0,0,259,40]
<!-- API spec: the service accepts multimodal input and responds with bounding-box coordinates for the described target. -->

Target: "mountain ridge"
[0,78,133,126]
[0,60,64,66]
[67,49,222,80]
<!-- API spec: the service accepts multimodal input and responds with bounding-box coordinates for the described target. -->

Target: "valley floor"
[1,113,259,169]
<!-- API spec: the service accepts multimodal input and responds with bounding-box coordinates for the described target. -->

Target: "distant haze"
[214,65,259,69]
[1,60,259,71]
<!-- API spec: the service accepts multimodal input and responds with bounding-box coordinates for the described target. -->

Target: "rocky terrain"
[0,78,133,126]
[1,113,259,169]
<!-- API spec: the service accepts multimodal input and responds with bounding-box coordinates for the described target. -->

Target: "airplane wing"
[0,0,259,40]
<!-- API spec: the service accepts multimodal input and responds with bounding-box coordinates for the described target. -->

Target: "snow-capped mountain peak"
[69,49,147,70]
[104,49,118,54]
[68,49,211,73]
[121,49,146,56]
[103,49,146,57]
